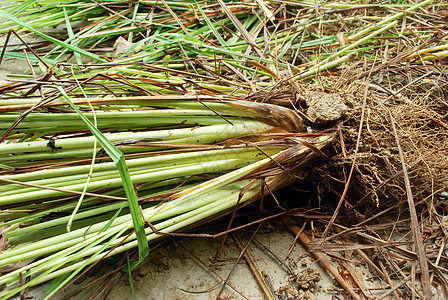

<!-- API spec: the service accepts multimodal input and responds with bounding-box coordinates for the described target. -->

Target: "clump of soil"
[276,268,321,300]
[294,268,321,290]
[302,91,349,124]
[133,247,172,281]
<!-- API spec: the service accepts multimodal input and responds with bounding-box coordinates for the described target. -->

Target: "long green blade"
[57,86,149,261]
[0,10,107,63]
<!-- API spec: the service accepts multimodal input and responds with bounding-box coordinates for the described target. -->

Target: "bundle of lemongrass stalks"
[0,0,342,295]
[0,92,333,298]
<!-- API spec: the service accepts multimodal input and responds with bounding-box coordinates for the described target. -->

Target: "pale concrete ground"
[0,53,32,84]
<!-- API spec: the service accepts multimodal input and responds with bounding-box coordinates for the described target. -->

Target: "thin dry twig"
[215,223,263,299]
[234,233,276,300]
[388,108,432,300]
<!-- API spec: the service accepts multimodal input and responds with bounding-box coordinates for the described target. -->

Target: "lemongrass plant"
[0,131,332,299]
[0,90,333,298]
[0,0,442,298]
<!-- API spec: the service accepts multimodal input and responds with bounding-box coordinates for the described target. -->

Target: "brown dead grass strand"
[388,108,432,299]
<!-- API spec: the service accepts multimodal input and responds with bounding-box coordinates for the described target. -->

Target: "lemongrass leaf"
[127,252,137,300]
[57,86,149,261]
[63,7,82,65]
[0,10,107,63]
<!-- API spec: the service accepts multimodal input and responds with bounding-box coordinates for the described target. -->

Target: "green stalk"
[0,153,272,198]
[0,158,258,205]
[63,7,82,65]
[0,146,274,184]
[42,228,128,300]
[348,0,434,40]
[0,121,271,154]
[293,21,397,81]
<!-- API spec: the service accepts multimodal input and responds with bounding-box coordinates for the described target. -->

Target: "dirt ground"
[28,228,357,300]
